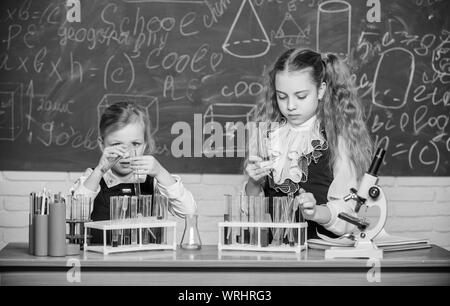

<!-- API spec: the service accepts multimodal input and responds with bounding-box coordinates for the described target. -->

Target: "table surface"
[1,243,450,269]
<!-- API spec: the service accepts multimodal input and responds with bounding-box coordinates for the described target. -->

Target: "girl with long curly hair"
[245,48,373,238]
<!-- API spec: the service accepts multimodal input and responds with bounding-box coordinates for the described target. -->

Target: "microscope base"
[325,241,383,259]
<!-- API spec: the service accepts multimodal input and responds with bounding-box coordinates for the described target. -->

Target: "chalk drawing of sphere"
[432,41,450,76]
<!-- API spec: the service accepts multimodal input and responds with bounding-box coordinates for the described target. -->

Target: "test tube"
[224,195,233,245]
[130,149,142,197]
[249,196,256,245]
[130,196,138,245]
[153,194,168,244]
[121,196,130,245]
[139,195,153,244]
[239,195,250,244]
[260,196,270,247]
[272,197,283,246]
[110,196,120,247]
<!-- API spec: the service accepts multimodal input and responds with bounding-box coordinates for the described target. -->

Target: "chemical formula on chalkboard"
[0,0,448,175]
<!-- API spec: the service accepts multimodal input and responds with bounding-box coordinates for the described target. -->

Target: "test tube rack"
[66,219,91,250]
[218,221,308,254]
[84,217,176,255]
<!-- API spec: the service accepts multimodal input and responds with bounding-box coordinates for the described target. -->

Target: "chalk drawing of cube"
[203,103,257,155]
[203,103,257,128]
[97,94,159,136]
[0,83,23,141]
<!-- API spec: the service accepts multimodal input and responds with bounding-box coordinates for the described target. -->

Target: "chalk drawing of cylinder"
[316,1,351,58]
[372,48,415,110]
[0,83,23,141]
[222,0,270,59]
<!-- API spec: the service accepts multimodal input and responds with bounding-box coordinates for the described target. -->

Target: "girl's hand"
[97,145,128,173]
[245,156,274,185]
[130,155,161,177]
[297,188,318,221]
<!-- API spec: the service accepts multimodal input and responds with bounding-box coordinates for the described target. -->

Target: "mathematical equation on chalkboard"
[0,0,448,175]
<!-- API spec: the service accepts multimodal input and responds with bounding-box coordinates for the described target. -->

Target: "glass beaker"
[180,214,202,250]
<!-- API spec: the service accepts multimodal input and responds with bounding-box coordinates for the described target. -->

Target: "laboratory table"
[0,243,449,285]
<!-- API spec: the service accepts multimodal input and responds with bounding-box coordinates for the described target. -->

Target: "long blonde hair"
[254,48,373,180]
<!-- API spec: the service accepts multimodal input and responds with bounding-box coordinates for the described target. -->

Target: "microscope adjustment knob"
[369,186,380,199]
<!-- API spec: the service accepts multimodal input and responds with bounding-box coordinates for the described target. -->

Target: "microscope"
[325,148,387,259]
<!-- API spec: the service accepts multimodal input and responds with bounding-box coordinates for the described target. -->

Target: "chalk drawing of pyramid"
[275,13,306,39]
[222,0,270,59]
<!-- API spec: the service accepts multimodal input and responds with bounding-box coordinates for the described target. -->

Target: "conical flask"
[180,214,202,250]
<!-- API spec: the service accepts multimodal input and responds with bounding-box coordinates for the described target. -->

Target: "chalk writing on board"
[0,82,23,141]
[0,0,448,175]
[122,0,204,3]
[98,94,159,137]
[103,53,135,93]
[372,47,415,109]
[222,0,270,58]
[431,35,450,76]
[275,12,311,48]
[316,0,352,58]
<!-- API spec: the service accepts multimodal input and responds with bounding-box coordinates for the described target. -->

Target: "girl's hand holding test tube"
[130,154,162,177]
[129,153,177,188]
[96,145,128,173]
[245,156,274,183]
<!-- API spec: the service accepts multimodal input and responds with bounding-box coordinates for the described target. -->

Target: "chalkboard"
[0,0,449,175]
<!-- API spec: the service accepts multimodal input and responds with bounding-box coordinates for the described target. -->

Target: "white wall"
[1,172,449,251]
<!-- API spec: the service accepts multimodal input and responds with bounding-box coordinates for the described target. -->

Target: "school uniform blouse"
[249,115,358,237]
[72,168,197,218]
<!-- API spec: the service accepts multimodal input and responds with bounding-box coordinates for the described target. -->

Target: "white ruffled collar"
[268,115,326,185]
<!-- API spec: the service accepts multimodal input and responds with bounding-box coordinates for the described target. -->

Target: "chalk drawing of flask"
[372,48,415,110]
[316,0,351,59]
[222,0,270,59]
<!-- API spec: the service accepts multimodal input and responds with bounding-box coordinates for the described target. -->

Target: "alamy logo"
[366,0,381,23]
[366,258,381,283]
[66,258,81,283]
[66,0,81,23]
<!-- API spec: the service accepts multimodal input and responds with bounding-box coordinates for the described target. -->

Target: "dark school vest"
[90,173,154,244]
[263,142,339,240]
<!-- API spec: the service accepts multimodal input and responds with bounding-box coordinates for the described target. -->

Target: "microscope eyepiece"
[368,148,386,177]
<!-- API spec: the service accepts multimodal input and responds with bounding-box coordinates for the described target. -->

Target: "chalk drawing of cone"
[372,48,415,110]
[316,0,351,59]
[222,0,270,59]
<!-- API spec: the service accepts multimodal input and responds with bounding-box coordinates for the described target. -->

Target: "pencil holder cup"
[28,213,34,255]
[33,214,48,256]
[48,202,66,256]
